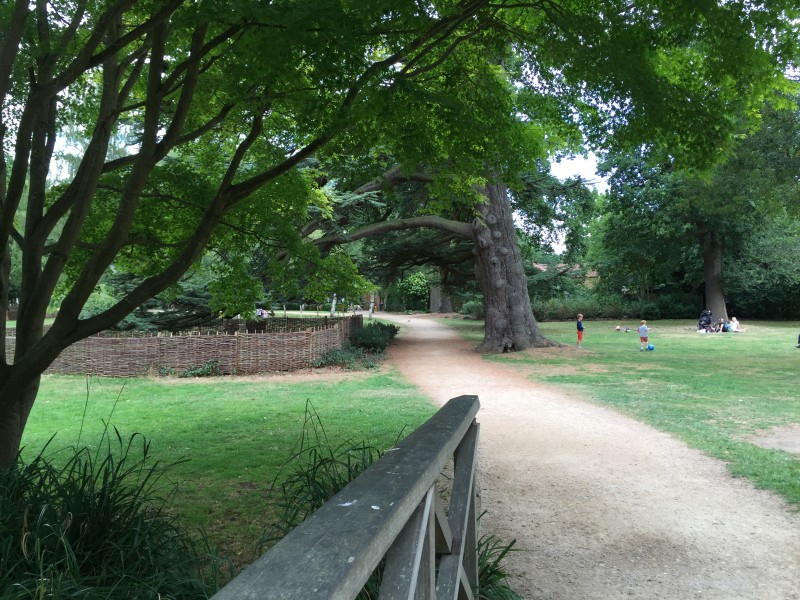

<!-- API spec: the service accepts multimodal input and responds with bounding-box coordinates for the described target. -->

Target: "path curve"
[382,313,800,599]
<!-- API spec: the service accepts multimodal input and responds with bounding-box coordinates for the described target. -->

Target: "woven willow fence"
[6,316,362,377]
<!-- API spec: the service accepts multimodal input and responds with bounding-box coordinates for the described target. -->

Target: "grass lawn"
[7,318,56,327]
[445,317,800,507]
[17,316,799,574]
[21,369,437,568]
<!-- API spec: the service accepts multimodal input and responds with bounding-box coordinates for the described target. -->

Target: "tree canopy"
[2,0,798,465]
[591,98,800,318]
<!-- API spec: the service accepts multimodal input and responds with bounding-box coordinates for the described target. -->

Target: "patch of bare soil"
[381,313,800,600]
[749,424,800,455]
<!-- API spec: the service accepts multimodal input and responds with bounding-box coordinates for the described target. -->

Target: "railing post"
[435,421,479,600]
[211,396,480,600]
[379,487,436,599]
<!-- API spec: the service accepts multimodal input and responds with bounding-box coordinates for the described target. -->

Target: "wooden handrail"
[211,395,481,600]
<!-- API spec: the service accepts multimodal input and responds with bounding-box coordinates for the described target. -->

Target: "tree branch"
[45,22,174,330]
[313,216,474,254]
[354,165,437,193]
[227,1,493,203]
[0,1,29,101]
[53,0,180,93]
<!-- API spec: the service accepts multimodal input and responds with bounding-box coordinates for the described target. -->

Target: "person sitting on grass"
[730,317,744,332]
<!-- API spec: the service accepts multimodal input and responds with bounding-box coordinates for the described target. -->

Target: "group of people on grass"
[574,311,752,352]
[577,312,800,350]
[709,316,743,333]
[577,314,652,351]
[697,310,743,333]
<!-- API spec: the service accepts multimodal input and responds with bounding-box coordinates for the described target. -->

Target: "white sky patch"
[550,153,608,193]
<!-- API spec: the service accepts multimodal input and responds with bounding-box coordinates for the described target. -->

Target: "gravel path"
[382,313,800,599]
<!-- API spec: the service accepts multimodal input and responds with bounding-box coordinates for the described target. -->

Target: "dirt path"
[382,313,800,599]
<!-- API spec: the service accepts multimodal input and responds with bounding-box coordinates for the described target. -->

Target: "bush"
[312,346,383,370]
[178,359,222,378]
[460,300,485,320]
[396,272,430,311]
[531,292,699,322]
[349,322,399,352]
[654,293,700,319]
[312,323,398,369]
[533,297,590,321]
[0,431,222,599]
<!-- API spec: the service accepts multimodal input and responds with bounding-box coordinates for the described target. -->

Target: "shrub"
[349,322,399,352]
[654,293,700,319]
[625,299,661,320]
[311,322,398,369]
[460,300,485,320]
[396,272,430,311]
[178,359,222,378]
[312,347,383,370]
[533,297,588,321]
[531,292,699,322]
[0,431,223,599]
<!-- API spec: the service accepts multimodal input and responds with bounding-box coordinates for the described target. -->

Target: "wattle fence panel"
[5,316,362,377]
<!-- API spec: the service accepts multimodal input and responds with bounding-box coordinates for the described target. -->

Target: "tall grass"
[259,403,387,598]
[260,401,388,548]
[0,429,224,599]
[476,533,522,600]
[22,372,438,574]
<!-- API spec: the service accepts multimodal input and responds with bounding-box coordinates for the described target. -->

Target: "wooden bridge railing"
[212,395,481,600]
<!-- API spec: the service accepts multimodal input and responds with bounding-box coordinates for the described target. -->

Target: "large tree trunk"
[0,376,40,466]
[310,180,558,350]
[473,184,554,352]
[428,284,454,313]
[699,229,728,322]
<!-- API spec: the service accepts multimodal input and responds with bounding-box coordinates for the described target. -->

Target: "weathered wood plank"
[433,493,452,554]
[434,422,479,600]
[211,395,480,600]
[463,479,478,590]
[458,566,476,600]
[415,501,436,600]
[435,555,474,600]
[379,487,435,600]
